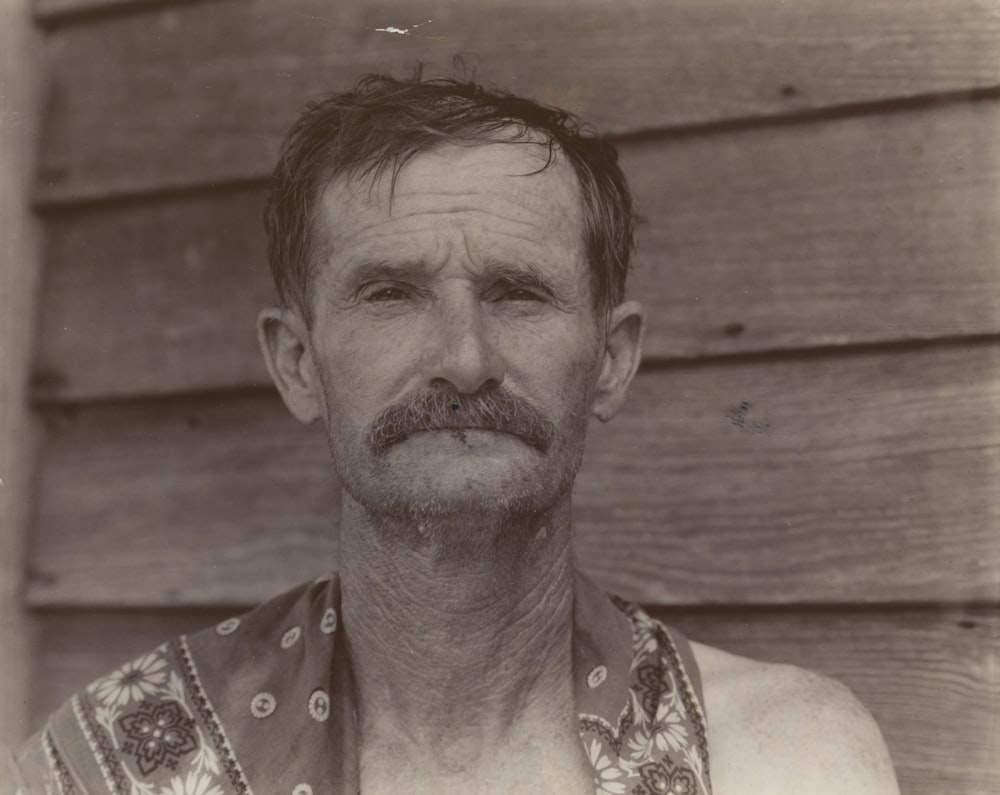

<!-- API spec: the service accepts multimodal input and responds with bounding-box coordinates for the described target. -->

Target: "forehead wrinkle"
[373,192,573,224]
[389,178,574,206]
[315,142,586,287]
[351,259,441,283]
[333,210,577,259]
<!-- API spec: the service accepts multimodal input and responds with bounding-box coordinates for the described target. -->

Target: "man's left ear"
[592,301,645,422]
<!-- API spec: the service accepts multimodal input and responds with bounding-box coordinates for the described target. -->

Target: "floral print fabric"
[11,576,710,795]
[579,597,711,795]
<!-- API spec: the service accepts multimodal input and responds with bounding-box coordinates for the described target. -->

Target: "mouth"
[407,426,544,449]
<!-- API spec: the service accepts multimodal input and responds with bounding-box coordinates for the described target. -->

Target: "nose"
[427,292,506,394]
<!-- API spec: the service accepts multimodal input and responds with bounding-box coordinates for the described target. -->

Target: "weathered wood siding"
[0,0,42,750]
[24,1,1000,792]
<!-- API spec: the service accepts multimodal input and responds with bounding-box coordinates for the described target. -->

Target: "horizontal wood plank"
[27,340,1000,607]
[578,341,1000,605]
[27,606,1000,795]
[34,190,275,399]
[33,100,1000,401]
[35,0,1000,203]
[29,392,340,606]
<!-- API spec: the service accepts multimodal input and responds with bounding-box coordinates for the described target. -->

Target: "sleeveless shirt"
[10,574,712,795]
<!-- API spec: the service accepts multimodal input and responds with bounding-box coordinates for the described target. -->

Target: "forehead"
[314,141,586,275]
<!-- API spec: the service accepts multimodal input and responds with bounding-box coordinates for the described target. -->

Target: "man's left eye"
[362,285,409,302]
[502,288,545,302]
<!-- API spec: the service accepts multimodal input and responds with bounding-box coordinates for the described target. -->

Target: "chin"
[344,455,580,525]
[356,477,563,522]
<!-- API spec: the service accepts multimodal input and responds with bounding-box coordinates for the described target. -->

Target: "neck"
[339,495,581,775]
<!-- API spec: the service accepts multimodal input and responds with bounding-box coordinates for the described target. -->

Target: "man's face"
[303,141,606,521]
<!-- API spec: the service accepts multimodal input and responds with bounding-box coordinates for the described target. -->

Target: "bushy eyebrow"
[344,261,444,298]
[482,260,559,295]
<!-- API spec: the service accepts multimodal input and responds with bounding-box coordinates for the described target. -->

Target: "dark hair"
[263,72,635,322]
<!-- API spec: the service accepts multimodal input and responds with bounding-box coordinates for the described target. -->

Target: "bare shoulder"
[691,641,899,795]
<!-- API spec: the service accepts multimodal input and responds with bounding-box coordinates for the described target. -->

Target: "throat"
[339,499,584,777]
[344,549,577,742]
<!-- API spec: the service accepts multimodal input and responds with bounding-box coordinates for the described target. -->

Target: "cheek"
[315,321,406,388]
[312,322,426,438]
[513,332,601,416]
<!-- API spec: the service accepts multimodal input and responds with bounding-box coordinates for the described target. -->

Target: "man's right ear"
[257,307,323,425]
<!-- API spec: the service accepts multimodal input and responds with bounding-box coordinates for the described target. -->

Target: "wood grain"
[28,391,340,606]
[575,341,1000,606]
[34,189,275,400]
[27,606,1000,795]
[35,0,1000,203]
[27,340,1000,607]
[33,100,1000,402]
[0,0,43,748]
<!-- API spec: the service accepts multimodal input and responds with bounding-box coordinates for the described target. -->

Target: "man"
[7,74,899,794]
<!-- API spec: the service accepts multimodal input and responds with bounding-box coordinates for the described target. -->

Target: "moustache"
[365,386,556,455]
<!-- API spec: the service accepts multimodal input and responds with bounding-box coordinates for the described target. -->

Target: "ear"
[592,301,644,422]
[257,307,323,425]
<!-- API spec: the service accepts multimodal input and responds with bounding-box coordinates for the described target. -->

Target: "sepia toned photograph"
[1,1,997,793]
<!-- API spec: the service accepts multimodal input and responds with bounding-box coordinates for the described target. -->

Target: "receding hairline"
[264,72,636,327]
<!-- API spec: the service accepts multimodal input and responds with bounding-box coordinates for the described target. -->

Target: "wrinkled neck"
[339,495,580,766]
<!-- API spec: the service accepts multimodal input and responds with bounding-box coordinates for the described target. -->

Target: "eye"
[503,287,544,302]
[359,283,411,302]
[492,279,550,303]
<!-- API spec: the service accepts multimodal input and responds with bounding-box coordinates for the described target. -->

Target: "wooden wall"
[0,0,42,750]
[22,1,1000,792]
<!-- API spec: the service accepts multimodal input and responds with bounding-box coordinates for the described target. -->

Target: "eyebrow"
[481,259,559,296]
[350,260,428,285]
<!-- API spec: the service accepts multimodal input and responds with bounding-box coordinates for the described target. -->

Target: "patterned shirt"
[8,574,711,795]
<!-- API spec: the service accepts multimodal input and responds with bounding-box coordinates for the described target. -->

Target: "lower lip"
[408,428,520,445]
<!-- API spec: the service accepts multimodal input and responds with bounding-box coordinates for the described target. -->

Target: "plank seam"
[33,0,213,29]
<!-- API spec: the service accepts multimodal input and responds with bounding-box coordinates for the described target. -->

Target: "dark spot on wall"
[186,415,203,429]
[726,400,752,429]
[957,619,977,629]
[726,400,771,434]
[780,84,797,97]
[723,322,745,337]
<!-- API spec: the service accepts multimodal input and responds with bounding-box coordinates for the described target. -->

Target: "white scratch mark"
[375,19,433,35]
[875,139,882,160]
